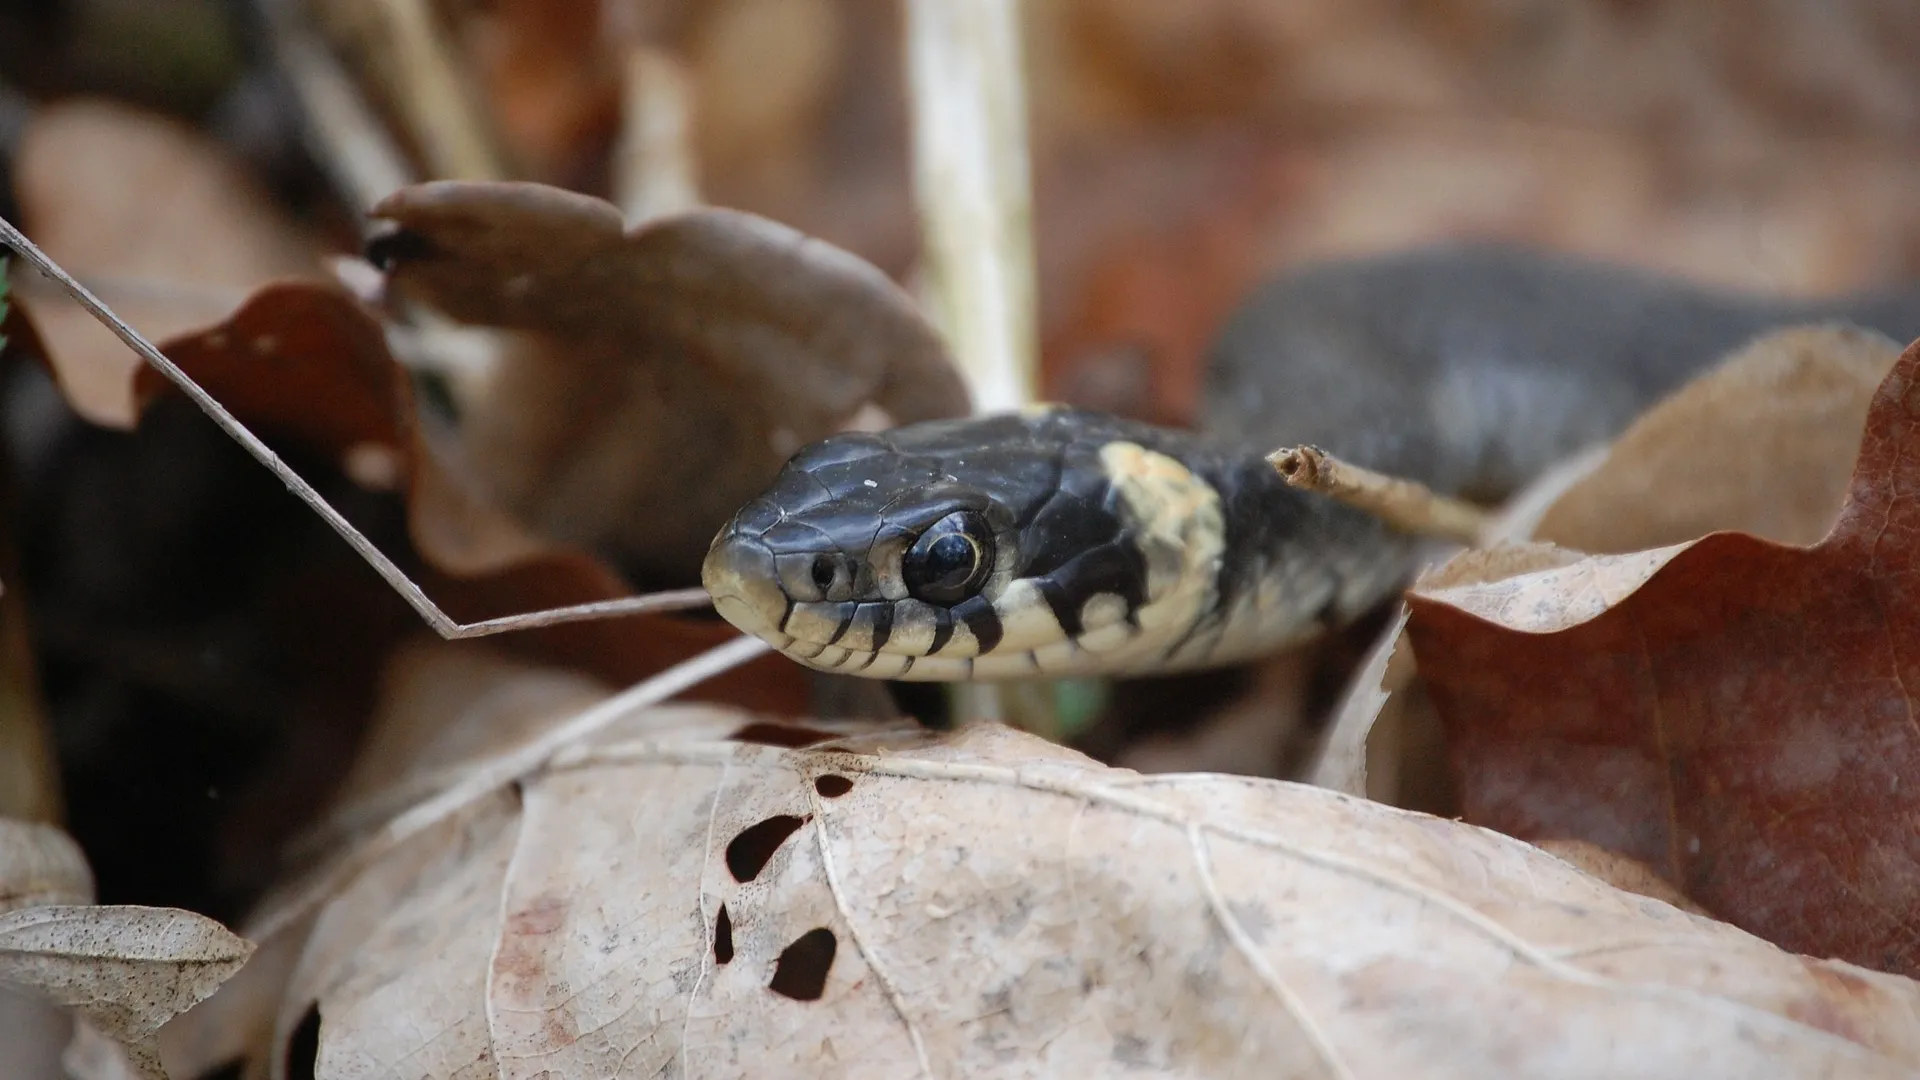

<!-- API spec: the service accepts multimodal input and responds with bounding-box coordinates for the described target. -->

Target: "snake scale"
[704,245,1920,680]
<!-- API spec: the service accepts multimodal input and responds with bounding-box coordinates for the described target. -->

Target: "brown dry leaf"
[462,0,620,185]
[14,98,319,427]
[1313,325,1905,810]
[1305,546,1583,809]
[131,282,808,710]
[369,180,970,582]
[1532,324,1904,552]
[1406,337,1920,977]
[130,281,535,575]
[0,905,252,1080]
[155,691,1920,1079]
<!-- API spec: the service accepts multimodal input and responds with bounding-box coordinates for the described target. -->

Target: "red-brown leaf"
[137,283,808,712]
[1407,339,1920,977]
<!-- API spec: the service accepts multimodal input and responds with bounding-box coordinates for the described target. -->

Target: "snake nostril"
[810,554,838,593]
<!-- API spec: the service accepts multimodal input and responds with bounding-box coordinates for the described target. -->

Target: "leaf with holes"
[368,180,971,582]
[140,654,1920,1079]
[1407,335,1920,980]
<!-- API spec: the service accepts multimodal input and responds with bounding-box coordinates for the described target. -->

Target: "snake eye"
[903,511,992,605]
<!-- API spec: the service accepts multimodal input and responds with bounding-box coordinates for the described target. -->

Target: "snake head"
[703,425,1023,679]
[704,409,1250,680]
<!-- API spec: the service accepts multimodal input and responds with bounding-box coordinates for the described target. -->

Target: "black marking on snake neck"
[951,594,1003,655]
[1036,577,1082,637]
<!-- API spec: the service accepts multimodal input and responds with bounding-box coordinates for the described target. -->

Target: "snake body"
[705,245,1920,680]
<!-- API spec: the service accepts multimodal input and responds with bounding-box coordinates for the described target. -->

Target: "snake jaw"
[702,529,794,648]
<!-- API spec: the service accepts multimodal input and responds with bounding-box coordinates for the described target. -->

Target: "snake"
[703,245,1920,680]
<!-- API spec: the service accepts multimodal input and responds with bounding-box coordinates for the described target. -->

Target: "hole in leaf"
[286,1003,321,1080]
[714,903,735,965]
[768,927,837,1001]
[726,814,810,882]
[730,722,837,748]
[814,774,854,798]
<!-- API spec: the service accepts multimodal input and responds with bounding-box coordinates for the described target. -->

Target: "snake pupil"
[903,511,991,605]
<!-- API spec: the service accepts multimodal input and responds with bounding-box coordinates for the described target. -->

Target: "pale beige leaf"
[1306,605,1409,797]
[0,904,253,1078]
[267,705,1918,1079]
[0,818,94,912]
[1414,544,1692,634]
[1530,324,1901,552]
[282,793,518,1079]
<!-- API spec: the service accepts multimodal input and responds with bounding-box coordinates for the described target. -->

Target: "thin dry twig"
[905,0,1038,413]
[1269,445,1491,545]
[614,45,701,222]
[0,214,713,636]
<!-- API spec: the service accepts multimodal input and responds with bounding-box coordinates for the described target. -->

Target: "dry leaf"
[464,0,621,185]
[174,685,1920,1078]
[0,904,252,1079]
[1531,324,1904,552]
[14,98,318,427]
[1533,839,1710,917]
[1305,546,1583,809]
[1319,324,1914,805]
[369,180,970,582]
[1306,606,1410,798]
[1406,338,1920,977]
[0,818,93,912]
